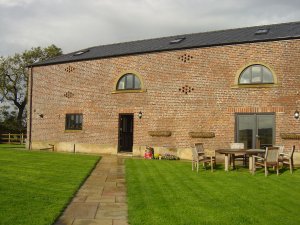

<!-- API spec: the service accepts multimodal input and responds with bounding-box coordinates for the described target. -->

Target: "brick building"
[28,21,300,161]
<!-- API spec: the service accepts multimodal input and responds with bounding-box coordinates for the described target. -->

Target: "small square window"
[255,28,269,35]
[73,49,90,56]
[169,37,186,44]
[65,114,83,130]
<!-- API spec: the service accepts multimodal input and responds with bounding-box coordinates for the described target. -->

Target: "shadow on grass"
[0,146,25,149]
[250,166,298,176]
[213,163,298,175]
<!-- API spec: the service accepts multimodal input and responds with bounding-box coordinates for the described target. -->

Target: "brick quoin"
[27,39,300,159]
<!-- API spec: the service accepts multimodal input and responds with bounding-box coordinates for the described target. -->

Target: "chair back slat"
[274,145,284,154]
[192,147,198,158]
[289,145,296,158]
[230,143,245,149]
[265,147,279,163]
[195,143,204,154]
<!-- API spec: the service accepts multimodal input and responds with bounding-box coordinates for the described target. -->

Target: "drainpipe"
[28,66,33,150]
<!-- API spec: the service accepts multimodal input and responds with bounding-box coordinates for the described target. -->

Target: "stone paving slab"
[54,156,128,225]
[72,219,112,225]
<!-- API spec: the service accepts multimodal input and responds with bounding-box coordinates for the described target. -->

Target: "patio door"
[236,114,275,149]
[118,114,134,152]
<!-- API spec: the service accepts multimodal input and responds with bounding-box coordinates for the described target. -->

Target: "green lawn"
[0,144,100,225]
[126,159,300,225]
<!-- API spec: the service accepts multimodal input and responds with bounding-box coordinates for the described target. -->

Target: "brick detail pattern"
[28,39,300,152]
[65,65,75,73]
[64,91,75,98]
[178,54,194,62]
[227,106,285,113]
[179,85,194,94]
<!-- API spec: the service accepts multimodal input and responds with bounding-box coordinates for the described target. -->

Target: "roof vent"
[73,49,90,56]
[170,37,186,44]
[255,28,269,35]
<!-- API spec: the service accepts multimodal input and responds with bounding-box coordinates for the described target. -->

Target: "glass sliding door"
[236,115,256,149]
[257,115,275,148]
[236,114,275,149]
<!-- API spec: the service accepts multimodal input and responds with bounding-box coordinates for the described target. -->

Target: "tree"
[0,45,62,129]
[0,105,20,132]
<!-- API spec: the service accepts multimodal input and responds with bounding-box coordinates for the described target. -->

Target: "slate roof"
[33,21,300,67]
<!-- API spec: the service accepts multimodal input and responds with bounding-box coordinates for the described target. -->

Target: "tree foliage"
[0,45,62,129]
[0,105,21,132]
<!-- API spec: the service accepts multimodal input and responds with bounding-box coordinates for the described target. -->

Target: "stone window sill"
[111,89,147,94]
[231,84,279,89]
[64,130,83,133]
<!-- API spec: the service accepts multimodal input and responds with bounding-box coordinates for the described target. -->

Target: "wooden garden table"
[215,149,265,172]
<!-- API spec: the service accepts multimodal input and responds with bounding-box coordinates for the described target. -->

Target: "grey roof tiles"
[32,21,300,67]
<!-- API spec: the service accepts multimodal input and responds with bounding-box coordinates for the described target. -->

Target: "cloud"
[0,0,300,56]
[0,0,35,7]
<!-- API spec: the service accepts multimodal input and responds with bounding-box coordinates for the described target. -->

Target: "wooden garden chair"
[252,147,280,176]
[274,144,284,155]
[192,143,215,172]
[279,145,295,174]
[230,143,247,166]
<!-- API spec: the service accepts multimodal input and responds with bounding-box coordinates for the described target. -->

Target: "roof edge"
[30,36,300,67]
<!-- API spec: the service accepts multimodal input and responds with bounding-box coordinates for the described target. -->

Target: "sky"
[0,0,300,56]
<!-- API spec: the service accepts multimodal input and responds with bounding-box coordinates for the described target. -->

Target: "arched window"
[116,73,141,90]
[239,64,274,84]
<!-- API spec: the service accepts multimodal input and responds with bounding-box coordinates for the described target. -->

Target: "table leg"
[252,155,256,174]
[224,154,229,171]
[232,154,235,169]
[249,155,253,172]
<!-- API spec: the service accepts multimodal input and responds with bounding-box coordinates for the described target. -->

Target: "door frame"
[235,113,276,148]
[118,113,134,152]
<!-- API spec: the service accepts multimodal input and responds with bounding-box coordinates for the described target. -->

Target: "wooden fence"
[0,133,26,144]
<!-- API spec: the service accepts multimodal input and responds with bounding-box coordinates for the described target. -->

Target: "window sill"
[231,84,279,89]
[111,89,147,94]
[64,130,83,133]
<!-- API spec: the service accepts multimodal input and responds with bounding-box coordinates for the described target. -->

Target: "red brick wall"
[28,39,300,152]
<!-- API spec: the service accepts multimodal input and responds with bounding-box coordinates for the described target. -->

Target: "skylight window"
[255,28,269,35]
[73,49,90,56]
[169,37,186,44]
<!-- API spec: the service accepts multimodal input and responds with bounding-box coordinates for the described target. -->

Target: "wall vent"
[178,54,193,62]
[179,85,194,94]
[65,66,75,73]
[64,91,74,98]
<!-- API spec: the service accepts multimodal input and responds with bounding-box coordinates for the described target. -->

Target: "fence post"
[8,133,11,144]
[21,133,24,144]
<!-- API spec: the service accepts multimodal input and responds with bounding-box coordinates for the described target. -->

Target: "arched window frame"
[113,72,146,93]
[234,63,278,88]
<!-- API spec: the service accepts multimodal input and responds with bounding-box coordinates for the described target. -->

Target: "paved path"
[55,156,128,225]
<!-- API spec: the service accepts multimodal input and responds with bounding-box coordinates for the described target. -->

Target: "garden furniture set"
[192,143,296,176]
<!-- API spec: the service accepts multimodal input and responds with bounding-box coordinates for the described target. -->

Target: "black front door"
[118,114,134,152]
[236,114,275,149]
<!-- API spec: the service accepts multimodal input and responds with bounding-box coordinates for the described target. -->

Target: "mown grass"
[0,144,100,225]
[126,159,300,225]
